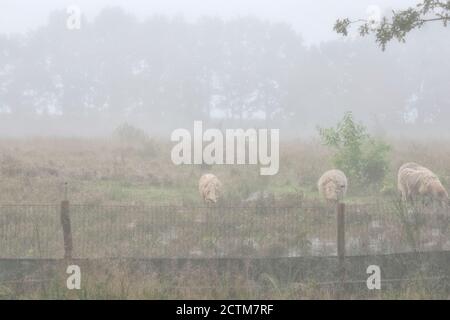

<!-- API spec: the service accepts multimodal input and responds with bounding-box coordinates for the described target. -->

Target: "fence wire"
[68,205,335,258]
[0,202,449,259]
[0,204,63,259]
[345,202,450,255]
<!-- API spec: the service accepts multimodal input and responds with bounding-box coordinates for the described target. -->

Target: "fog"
[1,0,420,44]
[0,0,448,139]
[2,2,450,301]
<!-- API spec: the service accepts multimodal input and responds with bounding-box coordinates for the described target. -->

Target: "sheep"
[397,162,423,199]
[397,163,448,206]
[398,162,423,173]
[317,169,348,203]
[198,173,222,204]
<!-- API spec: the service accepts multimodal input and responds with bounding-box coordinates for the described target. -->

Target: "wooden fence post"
[60,200,73,259]
[336,202,346,296]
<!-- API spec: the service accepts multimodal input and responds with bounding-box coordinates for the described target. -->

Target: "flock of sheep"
[198,162,449,206]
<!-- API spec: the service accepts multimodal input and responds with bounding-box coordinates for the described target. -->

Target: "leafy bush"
[113,123,157,159]
[318,111,390,188]
[113,123,149,146]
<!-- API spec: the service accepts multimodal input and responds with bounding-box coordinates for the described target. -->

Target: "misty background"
[0,0,449,138]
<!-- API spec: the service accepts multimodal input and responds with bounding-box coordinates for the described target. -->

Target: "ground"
[0,136,450,299]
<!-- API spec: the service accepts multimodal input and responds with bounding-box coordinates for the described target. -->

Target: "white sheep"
[397,163,448,205]
[198,173,222,204]
[398,162,422,172]
[318,169,348,203]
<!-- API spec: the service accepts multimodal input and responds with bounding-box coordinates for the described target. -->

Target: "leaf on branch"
[333,18,351,36]
[334,0,450,50]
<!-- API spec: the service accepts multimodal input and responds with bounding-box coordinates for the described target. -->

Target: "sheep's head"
[324,183,338,201]
[337,183,346,200]
[205,190,217,203]
[429,182,449,207]
[436,188,448,207]
[204,182,221,203]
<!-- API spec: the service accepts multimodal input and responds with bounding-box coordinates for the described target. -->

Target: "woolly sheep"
[198,173,222,204]
[397,163,448,205]
[397,162,423,198]
[317,169,348,202]
[398,162,422,173]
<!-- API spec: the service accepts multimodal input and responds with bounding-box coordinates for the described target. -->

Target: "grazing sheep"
[397,163,448,206]
[398,162,422,173]
[397,162,423,199]
[318,169,348,202]
[199,174,222,204]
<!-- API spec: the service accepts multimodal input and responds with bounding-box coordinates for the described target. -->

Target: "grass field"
[1,136,450,204]
[1,136,450,299]
[1,256,449,300]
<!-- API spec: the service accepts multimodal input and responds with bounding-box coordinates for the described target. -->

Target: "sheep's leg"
[407,191,414,205]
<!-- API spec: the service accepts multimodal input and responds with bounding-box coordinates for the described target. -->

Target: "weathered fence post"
[337,202,345,263]
[60,199,73,259]
[336,202,346,297]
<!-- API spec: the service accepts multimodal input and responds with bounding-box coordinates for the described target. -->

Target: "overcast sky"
[0,0,420,44]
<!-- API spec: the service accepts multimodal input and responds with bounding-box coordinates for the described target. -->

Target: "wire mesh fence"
[0,201,449,259]
[68,205,335,258]
[0,204,63,259]
[344,201,450,255]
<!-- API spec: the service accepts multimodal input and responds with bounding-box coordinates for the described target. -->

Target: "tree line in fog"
[0,7,449,136]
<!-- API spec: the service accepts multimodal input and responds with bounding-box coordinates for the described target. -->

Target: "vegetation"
[0,135,448,299]
[1,7,450,133]
[318,112,391,190]
[335,0,450,50]
[0,259,448,299]
[1,134,449,205]
[0,3,448,301]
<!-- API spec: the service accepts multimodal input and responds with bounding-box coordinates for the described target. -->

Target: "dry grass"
[1,137,450,299]
[1,260,448,300]
[1,137,450,204]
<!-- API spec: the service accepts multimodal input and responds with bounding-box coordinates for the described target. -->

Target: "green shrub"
[113,123,157,159]
[113,123,148,145]
[318,111,390,189]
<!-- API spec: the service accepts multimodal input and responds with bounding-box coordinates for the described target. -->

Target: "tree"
[334,0,450,50]
[318,112,391,189]
[1,7,450,135]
